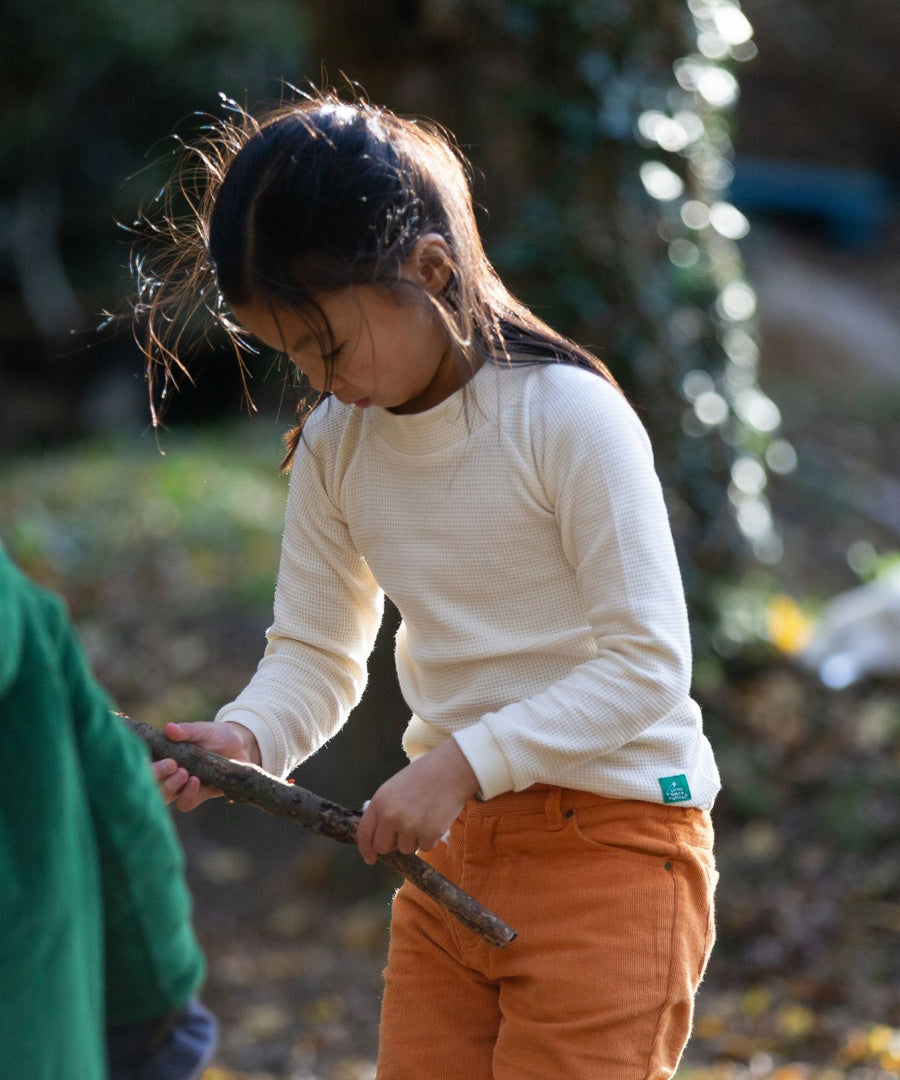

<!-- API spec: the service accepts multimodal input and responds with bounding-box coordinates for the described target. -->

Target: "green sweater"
[0,551,205,1079]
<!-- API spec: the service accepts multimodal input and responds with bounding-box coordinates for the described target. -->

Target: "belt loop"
[545,786,564,831]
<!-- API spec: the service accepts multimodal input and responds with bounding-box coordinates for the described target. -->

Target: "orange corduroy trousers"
[377,786,717,1080]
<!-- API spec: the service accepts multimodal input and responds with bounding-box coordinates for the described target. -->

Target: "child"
[140,92,720,1079]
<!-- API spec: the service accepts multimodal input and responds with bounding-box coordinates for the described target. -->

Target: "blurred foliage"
[1,0,791,656]
[0,425,288,721]
[2,1,898,668]
[0,0,311,454]
[0,0,308,327]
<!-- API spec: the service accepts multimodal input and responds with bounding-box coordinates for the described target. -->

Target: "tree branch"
[123,716,517,949]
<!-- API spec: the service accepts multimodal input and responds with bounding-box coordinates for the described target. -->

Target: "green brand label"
[659,774,692,804]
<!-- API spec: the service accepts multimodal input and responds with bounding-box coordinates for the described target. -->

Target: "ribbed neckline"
[367,361,502,455]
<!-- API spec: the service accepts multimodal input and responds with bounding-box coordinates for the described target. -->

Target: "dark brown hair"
[135,90,617,466]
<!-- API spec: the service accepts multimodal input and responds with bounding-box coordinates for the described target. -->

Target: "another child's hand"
[356,738,480,865]
[152,721,261,812]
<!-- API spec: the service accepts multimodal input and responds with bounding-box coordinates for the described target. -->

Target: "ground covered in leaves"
[2,394,898,1078]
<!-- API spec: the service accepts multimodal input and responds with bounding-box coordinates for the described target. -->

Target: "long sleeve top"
[216,361,721,808]
[0,550,205,1080]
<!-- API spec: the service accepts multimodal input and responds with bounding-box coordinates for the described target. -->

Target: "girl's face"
[233,283,460,414]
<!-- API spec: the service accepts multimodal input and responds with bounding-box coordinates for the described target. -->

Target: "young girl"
[142,92,720,1079]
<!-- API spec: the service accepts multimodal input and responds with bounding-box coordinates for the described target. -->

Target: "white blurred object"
[800,568,900,688]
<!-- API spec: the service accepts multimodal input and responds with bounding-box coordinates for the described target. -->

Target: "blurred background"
[1,2,899,1077]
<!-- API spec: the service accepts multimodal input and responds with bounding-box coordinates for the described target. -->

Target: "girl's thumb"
[164,721,209,743]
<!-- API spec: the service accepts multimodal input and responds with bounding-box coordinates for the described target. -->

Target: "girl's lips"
[354,398,372,408]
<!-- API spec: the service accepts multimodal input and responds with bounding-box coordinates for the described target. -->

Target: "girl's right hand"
[152,721,261,812]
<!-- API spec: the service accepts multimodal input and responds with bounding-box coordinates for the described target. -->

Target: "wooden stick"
[123,716,517,949]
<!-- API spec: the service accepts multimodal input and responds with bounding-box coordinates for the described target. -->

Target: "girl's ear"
[403,233,453,295]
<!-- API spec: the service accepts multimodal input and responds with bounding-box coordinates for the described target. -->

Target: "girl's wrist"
[436,737,480,800]
[223,721,262,766]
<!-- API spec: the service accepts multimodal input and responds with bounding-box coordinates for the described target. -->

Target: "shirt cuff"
[214,707,280,776]
[453,721,515,801]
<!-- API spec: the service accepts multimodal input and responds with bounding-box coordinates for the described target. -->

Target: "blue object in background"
[731,157,896,250]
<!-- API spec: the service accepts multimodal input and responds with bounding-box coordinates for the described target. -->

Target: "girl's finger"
[356,831,374,865]
[174,775,204,812]
[356,808,380,865]
[396,833,418,855]
[164,721,208,743]
[152,757,178,782]
[158,765,191,804]
[372,825,401,858]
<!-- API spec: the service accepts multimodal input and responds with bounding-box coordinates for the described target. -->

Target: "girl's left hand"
[356,739,480,865]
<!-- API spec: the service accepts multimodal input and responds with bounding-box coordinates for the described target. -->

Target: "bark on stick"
[124,716,517,949]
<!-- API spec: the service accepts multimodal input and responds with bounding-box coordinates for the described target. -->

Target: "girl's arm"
[153,410,383,809]
[214,420,384,778]
[454,368,704,801]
